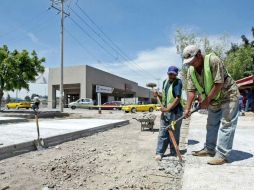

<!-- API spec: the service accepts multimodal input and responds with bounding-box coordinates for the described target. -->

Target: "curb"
[0,120,129,160]
[0,118,28,124]
[0,111,69,119]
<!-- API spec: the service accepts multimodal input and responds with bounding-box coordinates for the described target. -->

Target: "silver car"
[68,98,94,109]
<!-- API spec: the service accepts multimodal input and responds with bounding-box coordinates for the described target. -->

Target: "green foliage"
[224,45,254,80]
[224,27,254,80]
[0,45,45,107]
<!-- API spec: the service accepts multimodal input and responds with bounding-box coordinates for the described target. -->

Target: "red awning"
[236,75,254,87]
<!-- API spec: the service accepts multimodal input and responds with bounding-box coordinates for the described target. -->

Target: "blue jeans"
[205,100,239,158]
[156,112,183,156]
[239,102,243,112]
[245,99,252,112]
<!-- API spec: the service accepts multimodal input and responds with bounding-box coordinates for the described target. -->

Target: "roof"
[236,75,254,87]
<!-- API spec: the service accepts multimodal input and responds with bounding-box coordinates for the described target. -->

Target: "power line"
[69,17,118,60]
[69,17,148,78]
[70,7,120,58]
[71,6,157,79]
[65,27,104,64]
[74,3,158,80]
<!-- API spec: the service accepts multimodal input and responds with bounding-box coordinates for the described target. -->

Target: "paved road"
[182,112,254,190]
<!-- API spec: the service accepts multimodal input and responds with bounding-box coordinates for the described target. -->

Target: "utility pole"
[51,0,70,112]
[155,78,161,91]
[60,0,64,112]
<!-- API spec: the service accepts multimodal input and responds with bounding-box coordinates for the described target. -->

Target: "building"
[48,65,154,108]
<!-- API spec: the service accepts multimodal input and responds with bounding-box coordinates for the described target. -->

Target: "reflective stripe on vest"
[162,79,183,106]
[189,53,220,101]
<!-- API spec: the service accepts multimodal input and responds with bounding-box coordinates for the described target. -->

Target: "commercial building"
[48,65,153,108]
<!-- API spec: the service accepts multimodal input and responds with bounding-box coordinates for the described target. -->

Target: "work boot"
[207,154,227,165]
[155,155,162,161]
[192,147,215,157]
[170,149,177,157]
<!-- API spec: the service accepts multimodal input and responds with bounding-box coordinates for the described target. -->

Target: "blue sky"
[1,0,254,98]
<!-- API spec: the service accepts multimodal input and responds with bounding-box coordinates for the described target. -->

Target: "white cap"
[182,45,200,64]
[33,97,40,102]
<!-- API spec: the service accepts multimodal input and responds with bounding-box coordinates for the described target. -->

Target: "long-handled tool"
[32,98,45,150]
[34,110,45,150]
[166,106,200,162]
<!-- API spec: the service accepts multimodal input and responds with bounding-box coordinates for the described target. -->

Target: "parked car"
[68,98,94,110]
[102,101,123,110]
[155,104,161,111]
[6,101,32,109]
[122,104,157,113]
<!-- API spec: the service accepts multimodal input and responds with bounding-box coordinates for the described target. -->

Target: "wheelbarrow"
[134,113,157,132]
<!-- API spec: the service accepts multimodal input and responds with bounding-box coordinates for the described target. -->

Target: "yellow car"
[122,104,157,113]
[6,102,32,109]
[156,104,161,111]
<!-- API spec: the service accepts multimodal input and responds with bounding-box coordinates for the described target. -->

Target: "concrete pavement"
[0,118,126,147]
[182,112,254,190]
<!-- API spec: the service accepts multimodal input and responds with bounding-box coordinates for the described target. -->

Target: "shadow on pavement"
[188,139,200,145]
[228,150,253,163]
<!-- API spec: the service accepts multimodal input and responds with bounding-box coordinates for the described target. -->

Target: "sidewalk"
[182,112,254,190]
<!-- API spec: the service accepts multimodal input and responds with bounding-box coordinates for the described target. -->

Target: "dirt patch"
[0,111,189,190]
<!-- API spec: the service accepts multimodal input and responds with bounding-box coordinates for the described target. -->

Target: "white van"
[68,98,94,109]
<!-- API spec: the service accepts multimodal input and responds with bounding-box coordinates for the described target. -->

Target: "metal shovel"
[33,111,45,150]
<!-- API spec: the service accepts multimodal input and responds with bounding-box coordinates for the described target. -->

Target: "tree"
[224,27,254,80]
[0,45,45,108]
[24,95,31,102]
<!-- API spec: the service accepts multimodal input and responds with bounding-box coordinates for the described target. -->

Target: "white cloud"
[92,46,182,89]
[27,32,39,43]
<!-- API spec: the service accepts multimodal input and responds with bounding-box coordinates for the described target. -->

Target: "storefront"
[48,65,153,108]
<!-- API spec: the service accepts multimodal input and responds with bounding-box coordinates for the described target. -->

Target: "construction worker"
[183,45,240,165]
[154,66,183,161]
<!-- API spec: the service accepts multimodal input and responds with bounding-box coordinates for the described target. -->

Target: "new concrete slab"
[182,112,254,190]
[0,118,127,147]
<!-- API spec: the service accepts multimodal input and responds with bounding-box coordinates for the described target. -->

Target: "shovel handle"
[35,114,40,140]
[174,106,201,123]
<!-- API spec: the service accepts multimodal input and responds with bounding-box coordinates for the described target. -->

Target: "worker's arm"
[184,91,196,118]
[161,96,180,112]
[200,83,223,109]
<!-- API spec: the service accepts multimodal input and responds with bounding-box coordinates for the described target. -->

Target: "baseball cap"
[167,66,179,75]
[182,45,200,64]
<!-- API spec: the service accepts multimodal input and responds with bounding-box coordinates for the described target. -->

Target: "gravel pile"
[135,113,156,121]
[156,157,185,189]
